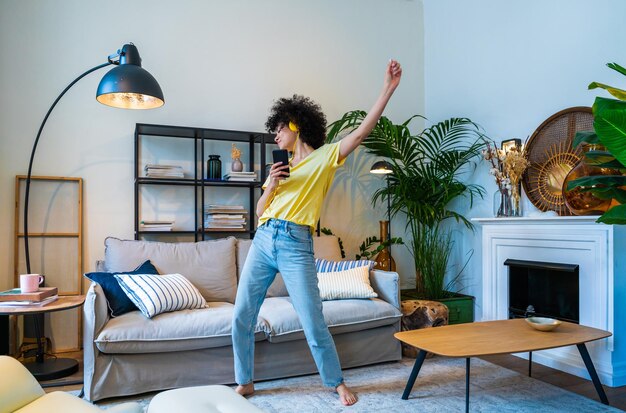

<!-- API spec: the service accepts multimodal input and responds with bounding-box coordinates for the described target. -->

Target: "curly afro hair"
[265,94,327,149]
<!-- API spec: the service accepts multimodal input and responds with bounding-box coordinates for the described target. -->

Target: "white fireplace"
[474,216,626,386]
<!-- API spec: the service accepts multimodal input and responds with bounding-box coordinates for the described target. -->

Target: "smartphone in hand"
[272,149,290,177]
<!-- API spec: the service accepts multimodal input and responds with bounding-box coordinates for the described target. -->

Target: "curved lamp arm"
[23,43,164,275]
[23,62,111,273]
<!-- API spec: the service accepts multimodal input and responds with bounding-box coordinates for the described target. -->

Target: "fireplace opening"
[505,259,579,323]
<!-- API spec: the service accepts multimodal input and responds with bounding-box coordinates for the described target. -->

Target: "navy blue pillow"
[84,260,159,317]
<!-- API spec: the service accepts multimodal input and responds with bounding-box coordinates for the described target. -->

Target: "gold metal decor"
[522,107,593,215]
[527,142,580,215]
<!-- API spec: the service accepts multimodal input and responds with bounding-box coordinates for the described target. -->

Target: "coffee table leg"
[576,343,609,405]
[466,358,470,413]
[401,349,427,400]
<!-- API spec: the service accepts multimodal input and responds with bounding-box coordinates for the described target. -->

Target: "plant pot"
[400,289,474,325]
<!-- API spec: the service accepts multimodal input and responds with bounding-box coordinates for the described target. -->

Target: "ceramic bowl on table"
[525,317,562,332]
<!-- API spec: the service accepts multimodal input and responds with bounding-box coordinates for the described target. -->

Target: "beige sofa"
[83,236,402,402]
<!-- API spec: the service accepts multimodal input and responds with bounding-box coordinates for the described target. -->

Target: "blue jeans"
[232,219,344,387]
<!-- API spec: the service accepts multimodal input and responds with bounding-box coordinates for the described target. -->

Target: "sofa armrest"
[83,282,110,401]
[84,282,109,337]
[370,270,400,309]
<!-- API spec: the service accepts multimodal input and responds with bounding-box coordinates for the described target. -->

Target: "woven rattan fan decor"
[522,107,593,215]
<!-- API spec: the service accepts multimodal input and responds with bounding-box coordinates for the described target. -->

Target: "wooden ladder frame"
[14,175,83,352]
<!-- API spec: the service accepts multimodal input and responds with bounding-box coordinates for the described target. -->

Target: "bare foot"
[235,382,255,397]
[336,383,357,406]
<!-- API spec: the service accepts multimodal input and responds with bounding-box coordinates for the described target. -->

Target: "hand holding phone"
[272,149,290,177]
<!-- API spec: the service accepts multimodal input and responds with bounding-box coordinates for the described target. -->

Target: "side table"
[0,295,85,381]
[400,300,448,358]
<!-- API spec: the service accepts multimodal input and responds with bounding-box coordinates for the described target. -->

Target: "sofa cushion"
[258,296,401,343]
[315,258,376,272]
[313,235,343,261]
[95,302,267,354]
[104,237,238,303]
[84,260,159,317]
[115,273,207,318]
[317,266,378,301]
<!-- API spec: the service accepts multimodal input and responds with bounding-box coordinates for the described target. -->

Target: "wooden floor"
[40,351,626,410]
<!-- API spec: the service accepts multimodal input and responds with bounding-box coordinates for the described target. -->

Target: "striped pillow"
[114,273,206,318]
[315,258,376,273]
[317,265,378,301]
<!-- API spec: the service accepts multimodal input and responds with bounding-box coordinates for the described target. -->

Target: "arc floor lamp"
[21,43,164,380]
[370,160,393,270]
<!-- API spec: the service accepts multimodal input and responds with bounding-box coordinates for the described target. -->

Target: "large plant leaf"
[583,150,626,169]
[588,82,626,101]
[597,204,626,225]
[593,97,626,167]
[566,174,626,191]
[607,62,626,77]
[573,131,600,148]
[576,186,626,203]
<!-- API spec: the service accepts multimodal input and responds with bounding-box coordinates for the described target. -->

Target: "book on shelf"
[204,220,246,227]
[140,220,175,225]
[206,204,246,210]
[205,206,246,214]
[223,171,257,182]
[0,295,58,307]
[206,214,245,219]
[140,226,173,232]
[140,220,174,232]
[144,164,185,178]
[0,287,58,302]
[203,227,248,232]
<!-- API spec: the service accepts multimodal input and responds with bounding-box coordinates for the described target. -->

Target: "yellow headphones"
[288,121,299,132]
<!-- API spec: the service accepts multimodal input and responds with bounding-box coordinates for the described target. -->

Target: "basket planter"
[400,289,474,325]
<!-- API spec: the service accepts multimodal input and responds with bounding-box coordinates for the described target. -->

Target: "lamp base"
[24,357,78,381]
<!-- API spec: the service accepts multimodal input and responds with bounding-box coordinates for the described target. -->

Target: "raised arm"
[338,60,402,162]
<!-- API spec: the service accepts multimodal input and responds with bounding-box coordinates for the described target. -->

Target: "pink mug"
[20,274,44,293]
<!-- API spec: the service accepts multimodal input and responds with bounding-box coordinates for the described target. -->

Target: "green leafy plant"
[355,235,404,261]
[327,113,485,298]
[568,62,626,224]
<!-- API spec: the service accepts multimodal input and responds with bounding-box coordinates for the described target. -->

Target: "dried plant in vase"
[483,140,529,216]
[231,143,243,172]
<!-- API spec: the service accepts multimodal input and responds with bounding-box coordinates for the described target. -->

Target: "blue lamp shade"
[96,44,164,109]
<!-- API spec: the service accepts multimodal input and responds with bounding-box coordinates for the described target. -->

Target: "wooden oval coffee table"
[395,318,612,412]
[0,295,85,381]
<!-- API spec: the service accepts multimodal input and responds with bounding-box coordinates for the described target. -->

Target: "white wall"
[422,0,626,315]
[0,0,424,291]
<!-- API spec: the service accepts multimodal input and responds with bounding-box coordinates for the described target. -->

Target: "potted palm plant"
[327,112,485,323]
[567,62,626,223]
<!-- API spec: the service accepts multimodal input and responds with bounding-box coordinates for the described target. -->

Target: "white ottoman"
[147,385,265,413]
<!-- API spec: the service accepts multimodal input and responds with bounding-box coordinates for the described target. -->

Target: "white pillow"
[115,273,206,318]
[317,265,378,301]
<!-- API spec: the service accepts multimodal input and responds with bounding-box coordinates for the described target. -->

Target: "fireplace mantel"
[473,215,601,225]
[473,215,626,386]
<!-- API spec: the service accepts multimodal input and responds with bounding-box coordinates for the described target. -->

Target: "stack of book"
[0,287,58,307]
[223,171,257,182]
[140,220,175,231]
[204,205,247,231]
[144,164,185,179]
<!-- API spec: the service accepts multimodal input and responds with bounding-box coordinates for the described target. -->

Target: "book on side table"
[0,287,58,306]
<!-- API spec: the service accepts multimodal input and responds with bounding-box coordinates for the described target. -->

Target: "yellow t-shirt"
[259,142,346,231]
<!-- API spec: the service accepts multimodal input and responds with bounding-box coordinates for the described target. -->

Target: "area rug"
[94,357,620,412]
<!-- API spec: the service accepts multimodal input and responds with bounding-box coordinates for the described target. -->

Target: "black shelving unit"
[134,123,274,241]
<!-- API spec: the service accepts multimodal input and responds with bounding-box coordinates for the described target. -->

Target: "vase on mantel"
[374,220,396,271]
